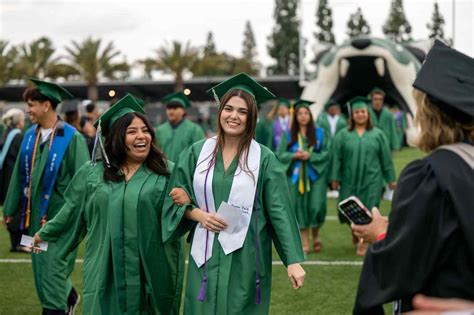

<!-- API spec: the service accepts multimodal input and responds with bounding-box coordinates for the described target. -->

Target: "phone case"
[338,196,373,225]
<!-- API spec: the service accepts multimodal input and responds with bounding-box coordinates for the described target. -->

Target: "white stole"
[190,137,261,268]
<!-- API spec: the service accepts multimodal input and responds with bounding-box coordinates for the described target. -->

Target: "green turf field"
[0,148,426,314]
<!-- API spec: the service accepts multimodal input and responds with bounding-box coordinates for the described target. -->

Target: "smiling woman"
[33,94,184,315]
[103,111,166,182]
[162,73,306,315]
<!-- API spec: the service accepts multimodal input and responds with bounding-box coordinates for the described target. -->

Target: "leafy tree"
[14,37,75,81]
[241,21,260,75]
[427,1,451,44]
[346,7,371,38]
[0,41,19,85]
[65,37,129,101]
[156,41,198,91]
[267,0,300,75]
[204,32,217,56]
[315,0,335,44]
[136,58,158,79]
[383,0,413,43]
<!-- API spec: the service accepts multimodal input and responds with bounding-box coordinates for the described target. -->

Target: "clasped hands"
[293,150,310,161]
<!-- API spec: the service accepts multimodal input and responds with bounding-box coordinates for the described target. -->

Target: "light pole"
[452,0,455,46]
[298,0,307,87]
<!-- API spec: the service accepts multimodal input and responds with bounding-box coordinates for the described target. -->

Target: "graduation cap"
[94,93,145,136]
[92,93,145,167]
[324,98,341,111]
[347,96,369,116]
[413,40,474,123]
[207,72,275,108]
[161,91,190,108]
[29,78,73,104]
[293,99,314,110]
[277,97,291,108]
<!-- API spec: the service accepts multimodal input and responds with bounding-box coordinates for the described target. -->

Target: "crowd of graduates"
[0,40,473,314]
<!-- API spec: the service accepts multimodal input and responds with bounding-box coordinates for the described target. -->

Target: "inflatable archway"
[302,37,425,145]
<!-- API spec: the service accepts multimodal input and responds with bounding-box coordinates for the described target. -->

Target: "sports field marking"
[0,258,362,266]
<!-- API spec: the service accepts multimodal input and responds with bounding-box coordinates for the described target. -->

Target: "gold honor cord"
[297,133,312,195]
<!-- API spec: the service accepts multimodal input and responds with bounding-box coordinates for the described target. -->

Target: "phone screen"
[338,199,372,225]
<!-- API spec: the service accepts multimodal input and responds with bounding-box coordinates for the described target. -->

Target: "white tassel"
[212,89,220,107]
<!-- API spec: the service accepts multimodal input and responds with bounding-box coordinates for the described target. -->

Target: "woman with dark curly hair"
[34,94,184,314]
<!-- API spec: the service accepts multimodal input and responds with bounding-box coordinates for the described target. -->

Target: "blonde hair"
[413,88,474,152]
[2,108,25,128]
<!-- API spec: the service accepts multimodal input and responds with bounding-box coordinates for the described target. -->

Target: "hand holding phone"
[338,196,372,225]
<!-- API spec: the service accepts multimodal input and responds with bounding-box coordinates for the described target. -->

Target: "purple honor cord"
[254,185,261,304]
[198,166,211,302]
[197,161,261,305]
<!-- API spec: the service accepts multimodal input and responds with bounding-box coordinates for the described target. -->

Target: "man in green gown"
[316,99,347,140]
[330,97,396,223]
[162,73,305,315]
[3,78,89,314]
[155,91,205,162]
[368,88,400,151]
[36,94,184,314]
[277,100,332,253]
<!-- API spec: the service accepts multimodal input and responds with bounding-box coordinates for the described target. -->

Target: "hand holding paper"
[216,202,242,233]
[21,234,48,252]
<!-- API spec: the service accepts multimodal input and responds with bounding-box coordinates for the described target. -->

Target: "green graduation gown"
[369,107,400,151]
[2,130,89,310]
[38,162,184,315]
[316,112,347,139]
[277,131,331,229]
[162,140,304,315]
[155,119,205,162]
[255,117,273,147]
[330,128,396,223]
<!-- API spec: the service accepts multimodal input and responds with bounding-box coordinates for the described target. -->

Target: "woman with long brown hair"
[162,73,305,315]
[277,100,331,254]
[330,96,396,255]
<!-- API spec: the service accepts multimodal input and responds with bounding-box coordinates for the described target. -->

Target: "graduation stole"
[0,128,21,169]
[289,128,324,194]
[19,121,75,229]
[273,117,289,149]
[191,136,261,267]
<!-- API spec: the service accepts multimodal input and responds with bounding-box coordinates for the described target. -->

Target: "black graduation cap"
[413,40,474,123]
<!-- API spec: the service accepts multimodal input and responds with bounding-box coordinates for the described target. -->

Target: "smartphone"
[338,196,372,225]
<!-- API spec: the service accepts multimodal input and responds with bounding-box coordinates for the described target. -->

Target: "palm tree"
[136,57,158,79]
[0,41,19,85]
[14,37,76,82]
[65,37,130,102]
[156,41,198,91]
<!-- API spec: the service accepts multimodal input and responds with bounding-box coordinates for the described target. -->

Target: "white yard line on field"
[0,258,362,266]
